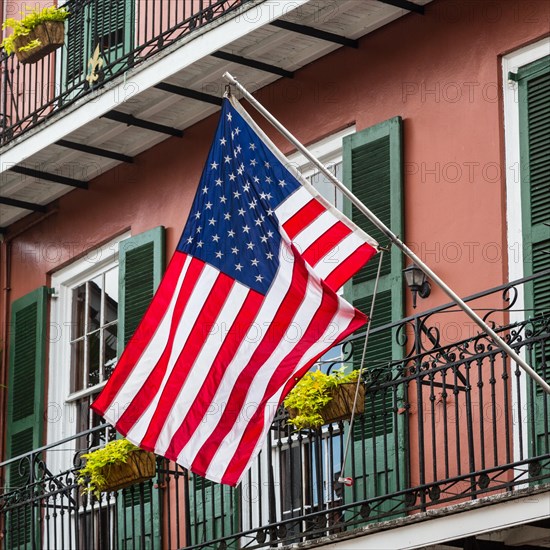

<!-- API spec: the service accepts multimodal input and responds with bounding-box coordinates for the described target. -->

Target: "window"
[274,129,355,525]
[49,236,126,454]
[71,264,119,433]
[502,39,550,462]
[287,127,354,211]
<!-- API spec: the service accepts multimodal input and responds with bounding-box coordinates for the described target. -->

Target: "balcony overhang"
[0,0,429,230]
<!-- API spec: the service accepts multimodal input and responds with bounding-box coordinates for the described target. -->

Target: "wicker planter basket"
[289,382,365,428]
[14,21,65,64]
[100,450,156,493]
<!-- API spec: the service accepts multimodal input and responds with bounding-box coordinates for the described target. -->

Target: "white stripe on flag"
[313,230,367,279]
[126,264,220,443]
[105,255,192,422]
[291,210,339,254]
[154,280,250,454]
[275,187,315,226]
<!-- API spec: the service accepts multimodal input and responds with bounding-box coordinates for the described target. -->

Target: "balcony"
[0,0,429,229]
[1,270,550,549]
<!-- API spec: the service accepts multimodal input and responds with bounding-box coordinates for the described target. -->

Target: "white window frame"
[47,233,129,464]
[287,126,356,211]
[502,37,550,464]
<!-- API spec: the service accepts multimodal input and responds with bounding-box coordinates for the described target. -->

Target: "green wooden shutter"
[517,55,550,457]
[342,118,406,514]
[118,226,165,355]
[6,286,48,550]
[117,227,165,549]
[65,2,87,85]
[65,0,135,91]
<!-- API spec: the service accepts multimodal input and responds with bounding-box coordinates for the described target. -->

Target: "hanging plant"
[77,439,156,498]
[284,368,365,430]
[1,6,70,64]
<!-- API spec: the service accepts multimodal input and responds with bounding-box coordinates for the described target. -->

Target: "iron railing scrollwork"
[1,269,550,549]
[0,0,253,146]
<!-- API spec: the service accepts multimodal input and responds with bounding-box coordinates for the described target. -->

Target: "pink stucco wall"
[1,0,549,512]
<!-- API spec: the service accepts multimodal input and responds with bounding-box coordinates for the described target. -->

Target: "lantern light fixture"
[403,263,431,309]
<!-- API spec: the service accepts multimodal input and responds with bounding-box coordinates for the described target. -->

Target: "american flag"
[92,97,378,486]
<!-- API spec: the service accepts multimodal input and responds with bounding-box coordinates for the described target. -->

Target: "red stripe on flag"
[220,284,342,485]
[92,252,189,416]
[139,271,236,451]
[190,256,309,476]
[301,221,351,267]
[324,242,377,291]
[114,256,207,435]
[282,199,325,240]
[163,289,264,460]
[278,304,367,408]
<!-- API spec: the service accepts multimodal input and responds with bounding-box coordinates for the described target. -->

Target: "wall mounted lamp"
[403,264,431,309]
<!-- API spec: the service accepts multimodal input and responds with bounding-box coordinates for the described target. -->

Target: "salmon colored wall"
[8,0,550,299]
[2,0,550,513]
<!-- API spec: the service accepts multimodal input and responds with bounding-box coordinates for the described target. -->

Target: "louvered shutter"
[6,287,47,550]
[65,1,87,85]
[342,118,406,510]
[117,227,165,549]
[519,56,550,317]
[517,56,550,455]
[65,0,134,90]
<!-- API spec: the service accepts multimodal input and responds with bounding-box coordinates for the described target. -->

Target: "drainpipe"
[0,236,11,465]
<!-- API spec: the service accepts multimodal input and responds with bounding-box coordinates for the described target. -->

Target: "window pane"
[72,284,86,339]
[71,339,85,392]
[88,275,103,331]
[103,267,118,324]
[103,324,118,378]
[310,161,343,211]
[87,332,101,387]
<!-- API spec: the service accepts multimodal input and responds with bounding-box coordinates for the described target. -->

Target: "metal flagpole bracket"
[221,72,550,396]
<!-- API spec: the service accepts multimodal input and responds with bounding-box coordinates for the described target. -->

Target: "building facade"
[0,0,549,548]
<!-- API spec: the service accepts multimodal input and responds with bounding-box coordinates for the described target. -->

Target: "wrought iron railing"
[0,0,252,146]
[1,270,550,549]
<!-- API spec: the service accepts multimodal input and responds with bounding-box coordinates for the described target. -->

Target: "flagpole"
[223,71,550,395]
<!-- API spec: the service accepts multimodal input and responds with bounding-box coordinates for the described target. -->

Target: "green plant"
[77,438,142,498]
[1,6,69,56]
[284,367,360,430]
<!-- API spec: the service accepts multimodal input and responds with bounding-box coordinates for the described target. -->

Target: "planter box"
[101,450,156,493]
[14,21,64,64]
[289,382,365,428]
[320,382,365,424]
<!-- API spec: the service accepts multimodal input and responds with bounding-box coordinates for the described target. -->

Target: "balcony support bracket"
[10,166,88,189]
[270,20,358,48]
[212,51,294,79]
[0,196,47,212]
[56,140,134,164]
[154,83,223,106]
[102,111,184,137]
[376,0,425,14]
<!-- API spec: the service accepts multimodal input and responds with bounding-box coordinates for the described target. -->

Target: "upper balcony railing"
[0,0,251,146]
[1,269,550,549]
